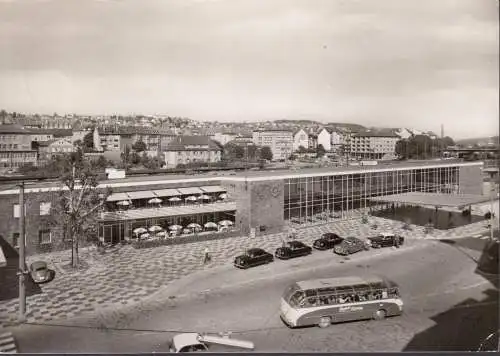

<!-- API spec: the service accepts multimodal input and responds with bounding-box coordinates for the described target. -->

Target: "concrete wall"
[459,165,483,195]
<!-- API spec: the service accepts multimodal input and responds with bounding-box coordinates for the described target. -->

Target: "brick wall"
[459,165,483,195]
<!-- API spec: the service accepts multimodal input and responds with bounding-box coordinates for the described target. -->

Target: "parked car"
[29,261,51,284]
[333,237,370,256]
[368,233,404,248]
[234,248,274,269]
[275,241,312,260]
[313,233,344,250]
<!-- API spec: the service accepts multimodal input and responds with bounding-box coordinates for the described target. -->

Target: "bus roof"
[296,275,386,290]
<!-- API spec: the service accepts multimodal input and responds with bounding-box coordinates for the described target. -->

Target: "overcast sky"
[0,0,498,138]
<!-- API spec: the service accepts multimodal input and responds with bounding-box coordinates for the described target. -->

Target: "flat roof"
[0,160,482,195]
[296,275,385,290]
[99,201,236,222]
[370,192,492,208]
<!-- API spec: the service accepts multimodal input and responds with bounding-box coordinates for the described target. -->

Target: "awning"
[177,187,203,195]
[153,189,181,197]
[126,190,157,200]
[200,186,226,193]
[106,192,130,202]
[99,201,237,222]
[370,192,492,208]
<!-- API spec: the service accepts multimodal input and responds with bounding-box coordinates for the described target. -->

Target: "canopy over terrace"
[370,192,491,209]
[99,201,236,222]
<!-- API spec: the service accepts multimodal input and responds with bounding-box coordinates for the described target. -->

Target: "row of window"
[13,202,51,218]
[11,229,52,248]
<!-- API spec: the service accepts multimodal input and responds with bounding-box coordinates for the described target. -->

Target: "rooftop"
[0,160,482,194]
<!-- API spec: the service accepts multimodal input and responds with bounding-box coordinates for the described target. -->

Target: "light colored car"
[29,261,51,284]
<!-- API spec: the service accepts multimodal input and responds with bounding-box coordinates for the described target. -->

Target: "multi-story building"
[293,129,309,151]
[317,128,332,151]
[0,125,38,171]
[350,132,399,160]
[38,138,75,162]
[253,129,293,161]
[211,131,239,146]
[163,136,222,168]
[0,160,485,254]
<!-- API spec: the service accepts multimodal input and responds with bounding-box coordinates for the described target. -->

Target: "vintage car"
[333,237,370,256]
[168,333,254,353]
[313,233,344,250]
[275,241,312,260]
[367,233,404,249]
[29,261,51,284]
[234,248,274,269]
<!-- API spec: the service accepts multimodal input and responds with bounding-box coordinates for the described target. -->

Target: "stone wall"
[459,165,483,195]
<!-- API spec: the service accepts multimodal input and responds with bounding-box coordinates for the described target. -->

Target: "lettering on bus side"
[338,306,363,313]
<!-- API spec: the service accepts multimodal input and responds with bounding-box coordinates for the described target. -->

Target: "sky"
[0,0,498,139]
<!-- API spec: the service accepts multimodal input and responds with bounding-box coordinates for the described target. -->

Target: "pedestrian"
[203,247,211,264]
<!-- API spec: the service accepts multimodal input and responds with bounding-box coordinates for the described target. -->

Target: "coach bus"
[280,275,403,328]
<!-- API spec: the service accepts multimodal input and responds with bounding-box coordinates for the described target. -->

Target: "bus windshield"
[282,284,300,302]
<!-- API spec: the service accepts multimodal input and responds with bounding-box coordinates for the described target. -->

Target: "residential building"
[0,125,38,171]
[308,133,318,150]
[350,132,399,160]
[0,160,484,254]
[293,129,309,151]
[163,136,222,168]
[253,129,293,161]
[317,128,332,151]
[211,132,239,146]
[38,138,75,162]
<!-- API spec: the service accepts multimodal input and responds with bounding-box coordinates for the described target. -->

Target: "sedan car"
[333,237,369,256]
[275,241,312,260]
[368,233,404,249]
[313,233,344,250]
[234,248,274,269]
[29,261,52,284]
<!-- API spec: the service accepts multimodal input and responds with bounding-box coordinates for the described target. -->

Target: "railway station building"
[0,160,485,255]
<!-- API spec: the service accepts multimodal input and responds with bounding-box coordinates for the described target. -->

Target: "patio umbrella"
[187,223,202,229]
[198,195,211,200]
[218,220,233,226]
[116,200,130,206]
[185,196,197,201]
[169,225,183,231]
[148,225,163,233]
[168,197,182,202]
[148,197,162,204]
[133,227,147,235]
[219,193,227,199]
[140,232,151,239]
[204,222,218,229]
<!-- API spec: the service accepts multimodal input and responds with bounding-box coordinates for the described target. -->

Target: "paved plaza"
[0,213,493,328]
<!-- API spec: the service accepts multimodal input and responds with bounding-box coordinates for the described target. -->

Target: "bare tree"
[49,149,111,268]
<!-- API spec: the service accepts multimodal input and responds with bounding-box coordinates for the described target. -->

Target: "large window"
[39,230,52,245]
[284,166,462,225]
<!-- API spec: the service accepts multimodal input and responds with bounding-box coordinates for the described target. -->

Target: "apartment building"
[293,129,309,151]
[350,132,399,160]
[163,136,222,168]
[253,129,293,161]
[0,125,37,171]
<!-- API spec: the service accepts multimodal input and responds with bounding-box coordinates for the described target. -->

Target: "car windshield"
[283,283,300,301]
[289,291,305,308]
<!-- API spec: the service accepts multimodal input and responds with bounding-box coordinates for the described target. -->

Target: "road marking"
[0,331,17,353]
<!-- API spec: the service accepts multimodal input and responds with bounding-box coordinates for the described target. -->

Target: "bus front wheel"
[373,309,386,320]
[318,316,331,328]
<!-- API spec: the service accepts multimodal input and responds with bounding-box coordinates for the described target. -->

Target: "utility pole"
[17,181,26,322]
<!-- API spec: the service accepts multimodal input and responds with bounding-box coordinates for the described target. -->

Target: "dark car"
[234,248,274,269]
[29,261,52,284]
[333,237,369,256]
[275,241,312,260]
[368,233,404,249]
[313,233,344,250]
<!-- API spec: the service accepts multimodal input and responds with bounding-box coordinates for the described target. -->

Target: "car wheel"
[318,316,331,328]
[373,309,387,320]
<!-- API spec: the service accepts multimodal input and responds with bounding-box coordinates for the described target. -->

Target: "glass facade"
[284,167,459,226]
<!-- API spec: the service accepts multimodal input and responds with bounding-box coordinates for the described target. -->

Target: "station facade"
[0,160,484,255]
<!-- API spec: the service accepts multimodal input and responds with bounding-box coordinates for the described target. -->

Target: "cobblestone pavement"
[0,215,491,327]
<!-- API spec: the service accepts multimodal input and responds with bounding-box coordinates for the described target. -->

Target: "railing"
[131,228,240,248]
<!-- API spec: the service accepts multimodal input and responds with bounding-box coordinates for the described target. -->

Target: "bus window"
[283,284,300,301]
[289,291,305,308]
[388,287,400,298]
